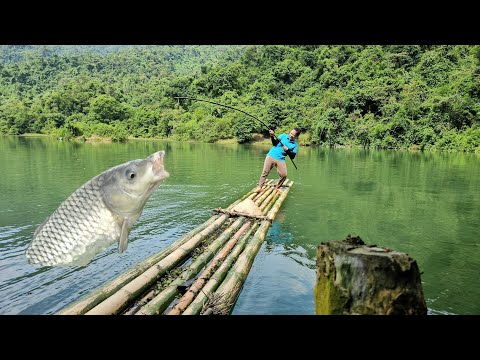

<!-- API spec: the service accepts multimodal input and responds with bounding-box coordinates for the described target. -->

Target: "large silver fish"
[26,151,169,267]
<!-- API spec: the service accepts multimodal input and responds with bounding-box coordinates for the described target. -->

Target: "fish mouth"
[148,150,170,180]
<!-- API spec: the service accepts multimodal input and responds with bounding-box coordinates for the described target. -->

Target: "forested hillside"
[1,45,479,151]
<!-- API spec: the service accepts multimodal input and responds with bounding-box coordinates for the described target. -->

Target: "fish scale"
[25,151,169,267]
[26,175,116,266]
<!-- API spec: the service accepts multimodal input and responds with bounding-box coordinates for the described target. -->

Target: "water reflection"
[0,136,479,314]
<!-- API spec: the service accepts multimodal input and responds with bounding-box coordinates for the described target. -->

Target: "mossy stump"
[315,235,427,315]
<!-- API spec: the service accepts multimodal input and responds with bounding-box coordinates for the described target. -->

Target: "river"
[0,136,478,314]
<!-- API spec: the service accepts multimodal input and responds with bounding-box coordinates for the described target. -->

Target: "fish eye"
[126,170,136,180]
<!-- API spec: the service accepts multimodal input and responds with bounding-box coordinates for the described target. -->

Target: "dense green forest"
[1,45,479,151]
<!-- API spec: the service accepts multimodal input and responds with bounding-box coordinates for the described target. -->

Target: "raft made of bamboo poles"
[57,178,294,315]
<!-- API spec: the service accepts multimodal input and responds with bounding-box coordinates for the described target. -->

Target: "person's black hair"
[293,127,302,136]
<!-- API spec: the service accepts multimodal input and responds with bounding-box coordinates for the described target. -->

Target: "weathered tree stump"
[315,235,427,315]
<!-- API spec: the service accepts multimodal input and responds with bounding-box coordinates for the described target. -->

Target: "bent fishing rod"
[174,96,298,170]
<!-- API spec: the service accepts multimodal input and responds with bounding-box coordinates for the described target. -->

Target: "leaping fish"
[26,150,169,267]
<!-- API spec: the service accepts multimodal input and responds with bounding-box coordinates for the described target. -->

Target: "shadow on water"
[232,220,317,315]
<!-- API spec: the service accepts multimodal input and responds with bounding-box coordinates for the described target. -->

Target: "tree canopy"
[1,45,479,151]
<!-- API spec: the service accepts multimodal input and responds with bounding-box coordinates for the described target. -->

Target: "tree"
[88,94,129,124]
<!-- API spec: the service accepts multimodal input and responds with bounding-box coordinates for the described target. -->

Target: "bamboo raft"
[57,179,294,315]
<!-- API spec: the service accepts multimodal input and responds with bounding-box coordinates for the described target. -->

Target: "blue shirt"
[267,133,298,162]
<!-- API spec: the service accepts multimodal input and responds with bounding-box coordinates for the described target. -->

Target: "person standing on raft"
[255,127,302,193]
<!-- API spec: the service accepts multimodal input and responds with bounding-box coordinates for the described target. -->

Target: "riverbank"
[18,133,275,146]
[13,134,416,152]
[15,133,480,153]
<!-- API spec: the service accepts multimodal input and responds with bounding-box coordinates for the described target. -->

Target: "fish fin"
[118,218,129,253]
[33,215,51,238]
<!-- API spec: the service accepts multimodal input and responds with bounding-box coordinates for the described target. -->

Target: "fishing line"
[174,96,298,170]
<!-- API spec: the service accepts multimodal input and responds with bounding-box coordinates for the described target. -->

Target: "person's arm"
[269,130,279,146]
[284,142,298,159]
[285,148,296,159]
[271,136,279,146]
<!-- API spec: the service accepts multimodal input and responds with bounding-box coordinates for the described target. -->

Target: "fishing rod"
[174,96,298,170]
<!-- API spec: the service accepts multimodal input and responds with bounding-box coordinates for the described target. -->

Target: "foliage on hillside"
[1,45,479,151]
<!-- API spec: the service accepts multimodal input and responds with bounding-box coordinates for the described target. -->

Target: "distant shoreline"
[16,133,276,146]
[12,133,480,153]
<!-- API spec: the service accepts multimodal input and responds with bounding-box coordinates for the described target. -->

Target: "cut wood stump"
[315,235,427,315]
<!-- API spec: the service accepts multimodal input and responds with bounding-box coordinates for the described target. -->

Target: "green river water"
[0,136,478,314]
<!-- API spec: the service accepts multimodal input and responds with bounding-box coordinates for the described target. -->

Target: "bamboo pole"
[259,188,280,211]
[250,179,273,201]
[253,184,281,217]
[231,180,271,205]
[166,221,253,315]
[254,185,275,205]
[135,217,247,315]
[124,187,266,315]
[57,214,220,315]
[84,214,230,315]
[181,222,260,315]
[181,187,280,315]
[127,181,283,316]
[122,288,156,315]
[213,208,269,221]
[206,181,294,314]
[200,282,242,315]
